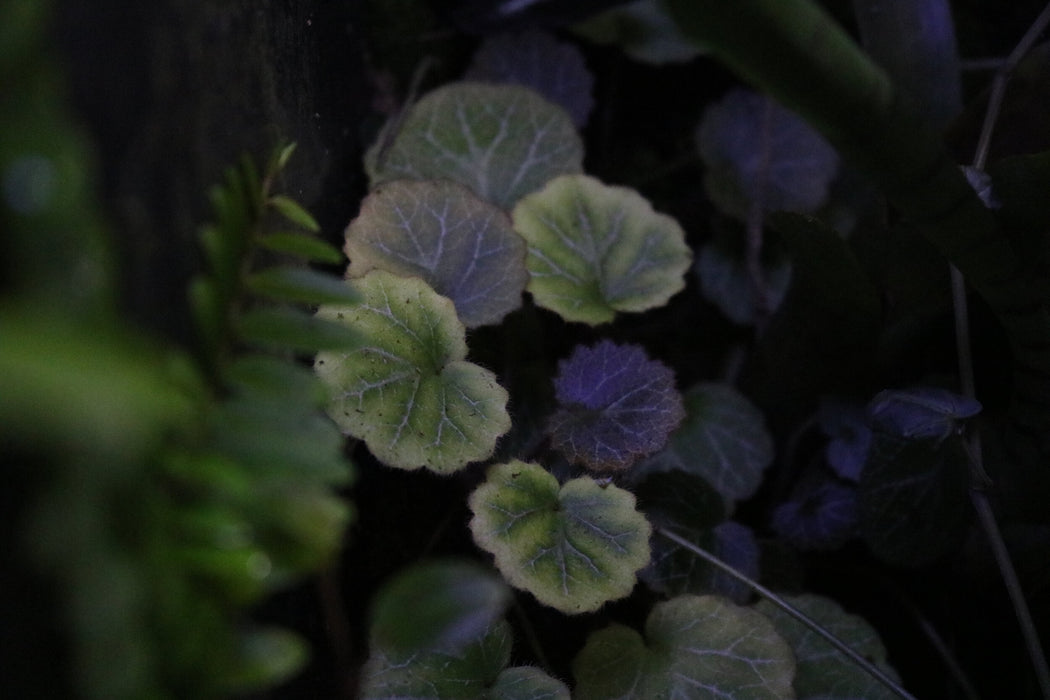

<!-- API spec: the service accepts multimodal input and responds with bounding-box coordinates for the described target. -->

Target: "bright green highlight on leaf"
[513,174,691,325]
[573,594,796,699]
[468,460,651,614]
[636,382,774,504]
[368,82,584,209]
[314,270,511,473]
[345,179,527,327]
[755,594,900,699]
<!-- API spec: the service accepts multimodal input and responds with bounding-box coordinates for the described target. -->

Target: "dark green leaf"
[245,266,362,305]
[268,194,320,232]
[236,306,363,352]
[257,232,344,264]
[370,560,511,657]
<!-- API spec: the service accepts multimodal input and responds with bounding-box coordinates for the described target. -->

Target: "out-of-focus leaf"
[367,82,583,209]
[573,0,706,64]
[697,87,839,221]
[344,179,527,326]
[468,460,651,614]
[513,174,692,324]
[547,340,685,471]
[221,627,309,693]
[573,594,795,699]
[643,521,759,603]
[817,396,872,482]
[236,306,364,352]
[755,593,900,699]
[267,194,319,232]
[314,270,510,473]
[370,560,511,657]
[465,29,594,127]
[635,382,774,504]
[245,266,363,306]
[256,232,344,264]
[361,619,512,699]
[695,225,792,325]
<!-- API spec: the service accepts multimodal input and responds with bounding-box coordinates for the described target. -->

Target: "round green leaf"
[361,619,513,700]
[490,667,571,700]
[345,179,528,327]
[635,383,774,504]
[573,594,796,699]
[314,270,511,473]
[513,174,692,325]
[368,82,584,209]
[370,560,511,657]
[755,594,900,699]
[468,460,652,614]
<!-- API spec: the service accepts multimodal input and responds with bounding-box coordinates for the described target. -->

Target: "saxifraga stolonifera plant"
[314,1,1050,698]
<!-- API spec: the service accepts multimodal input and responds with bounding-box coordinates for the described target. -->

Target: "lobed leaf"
[697,87,839,221]
[755,594,900,699]
[573,594,796,699]
[464,29,594,128]
[635,382,774,504]
[547,339,685,471]
[868,386,981,443]
[361,619,513,700]
[314,270,510,473]
[468,461,651,614]
[513,174,692,325]
[489,667,571,700]
[643,521,759,603]
[368,82,584,209]
[344,179,527,327]
[771,478,858,551]
[694,226,792,325]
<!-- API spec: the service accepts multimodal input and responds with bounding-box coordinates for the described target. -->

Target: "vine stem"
[952,5,1050,696]
[655,527,917,700]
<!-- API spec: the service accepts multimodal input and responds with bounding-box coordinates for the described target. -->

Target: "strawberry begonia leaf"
[313,270,510,473]
[369,560,511,658]
[817,397,872,482]
[547,340,685,472]
[573,594,796,699]
[513,174,692,325]
[367,82,583,210]
[468,460,651,614]
[694,227,792,326]
[755,594,900,700]
[635,382,774,505]
[643,521,759,603]
[344,179,527,327]
[489,667,571,700]
[697,87,839,221]
[464,29,594,128]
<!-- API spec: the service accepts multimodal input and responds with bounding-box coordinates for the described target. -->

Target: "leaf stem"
[655,526,917,700]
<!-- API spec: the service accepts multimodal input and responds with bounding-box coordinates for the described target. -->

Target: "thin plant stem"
[973,1,1050,170]
[655,527,918,700]
[951,5,1050,696]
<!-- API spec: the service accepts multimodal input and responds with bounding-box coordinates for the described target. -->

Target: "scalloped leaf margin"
[367,82,584,210]
[344,179,528,327]
[314,270,510,473]
[513,174,692,325]
[468,460,652,614]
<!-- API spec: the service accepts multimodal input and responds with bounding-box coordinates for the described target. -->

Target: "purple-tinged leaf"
[547,340,685,472]
[771,478,859,551]
[817,397,872,482]
[465,29,594,128]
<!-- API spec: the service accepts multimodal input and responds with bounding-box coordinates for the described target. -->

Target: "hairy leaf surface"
[468,461,651,614]
[368,82,583,209]
[547,340,685,471]
[345,179,527,327]
[513,174,692,324]
[573,594,796,699]
[314,271,510,473]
